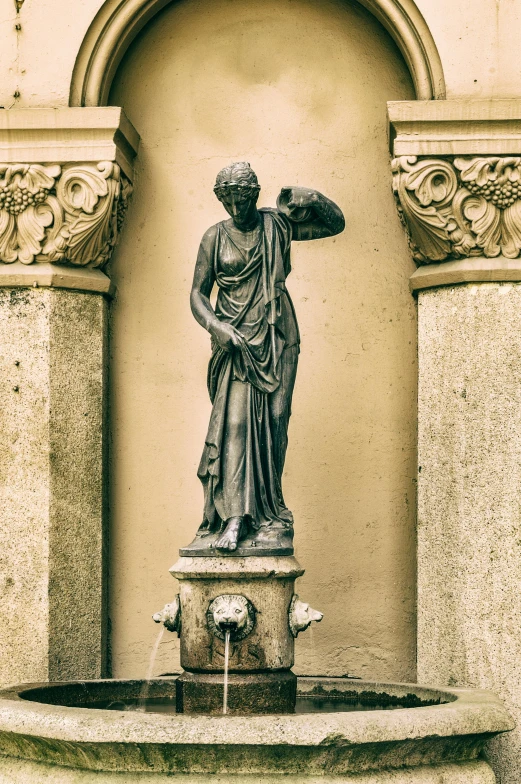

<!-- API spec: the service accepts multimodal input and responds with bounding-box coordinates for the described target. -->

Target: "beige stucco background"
[2,0,521,682]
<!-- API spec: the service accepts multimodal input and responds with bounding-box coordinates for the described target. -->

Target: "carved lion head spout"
[152,595,181,636]
[207,594,256,641]
[289,595,324,637]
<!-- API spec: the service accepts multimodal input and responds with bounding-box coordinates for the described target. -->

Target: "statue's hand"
[280,186,318,210]
[210,321,244,352]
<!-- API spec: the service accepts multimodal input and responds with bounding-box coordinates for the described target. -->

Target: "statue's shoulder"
[260,207,291,227]
[260,208,292,244]
[260,207,280,219]
[199,222,221,248]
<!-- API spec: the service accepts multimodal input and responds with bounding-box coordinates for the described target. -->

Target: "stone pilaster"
[0,109,138,686]
[389,98,521,784]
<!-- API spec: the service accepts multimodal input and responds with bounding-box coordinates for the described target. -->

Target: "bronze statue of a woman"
[184,162,344,556]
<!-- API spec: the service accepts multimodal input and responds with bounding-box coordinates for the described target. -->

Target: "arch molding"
[70,0,445,107]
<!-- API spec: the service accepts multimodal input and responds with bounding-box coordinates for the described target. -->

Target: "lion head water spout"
[206,594,256,715]
[206,594,256,641]
[153,597,181,635]
[155,558,322,715]
[289,596,323,637]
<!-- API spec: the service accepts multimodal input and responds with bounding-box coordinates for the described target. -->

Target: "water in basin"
[96,695,416,714]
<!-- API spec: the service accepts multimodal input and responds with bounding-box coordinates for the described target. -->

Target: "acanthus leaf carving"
[0,161,132,270]
[392,155,521,264]
[0,211,17,263]
[392,156,457,263]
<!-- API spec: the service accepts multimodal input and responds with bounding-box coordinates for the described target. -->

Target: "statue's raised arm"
[186,162,345,556]
[277,186,345,241]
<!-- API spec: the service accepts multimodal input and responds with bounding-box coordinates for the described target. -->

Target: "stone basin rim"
[0,677,513,749]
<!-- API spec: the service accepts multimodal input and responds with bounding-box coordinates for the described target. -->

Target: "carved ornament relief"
[0,161,131,268]
[393,156,521,263]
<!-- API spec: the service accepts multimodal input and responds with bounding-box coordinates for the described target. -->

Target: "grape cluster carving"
[465,178,521,209]
[0,162,132,266]
[0,185,49,215]
[392,155,521,262]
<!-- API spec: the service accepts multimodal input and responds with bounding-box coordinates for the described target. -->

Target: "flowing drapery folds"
[197,209,297,534]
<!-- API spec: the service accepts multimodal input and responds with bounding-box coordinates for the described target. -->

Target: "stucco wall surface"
[1,0,521,107]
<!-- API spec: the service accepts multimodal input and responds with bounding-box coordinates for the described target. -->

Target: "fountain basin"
[0,677,512,783]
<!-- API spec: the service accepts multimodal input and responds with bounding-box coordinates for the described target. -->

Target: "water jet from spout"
[223,630,230,715]
[138,626,165,711]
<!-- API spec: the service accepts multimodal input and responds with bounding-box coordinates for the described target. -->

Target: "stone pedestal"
[0,108,138,687]
[0,283,109,685]
[417,280,521,783]
[171,556,304,714]
[176,670,297,715]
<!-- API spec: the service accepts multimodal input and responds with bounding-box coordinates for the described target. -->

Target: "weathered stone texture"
[172,556,302,673]
[417,282,521,783]
[48,290,108,680]
[0,288,107,686]
[0,758,499,783]
[0,677,509,782]
[0,288,51,685]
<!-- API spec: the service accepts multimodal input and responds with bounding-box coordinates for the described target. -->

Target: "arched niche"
[70,0,445,106]
[104,0,419,680]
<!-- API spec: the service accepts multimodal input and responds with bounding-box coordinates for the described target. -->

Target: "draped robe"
[197,209,299,534]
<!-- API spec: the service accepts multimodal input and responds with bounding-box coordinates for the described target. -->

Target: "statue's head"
[214,162,260,229]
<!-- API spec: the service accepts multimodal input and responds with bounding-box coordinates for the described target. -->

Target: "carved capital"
[393,156,521,264]
[0,161,131,269]
[0,108,139,277]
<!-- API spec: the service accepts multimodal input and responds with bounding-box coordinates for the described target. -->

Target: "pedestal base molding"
[0,756,499,783]
[410,256,521,291]
[0,262,113,295]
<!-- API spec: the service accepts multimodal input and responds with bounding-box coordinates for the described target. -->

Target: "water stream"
[223,630,230,715]
[138,627,165,711]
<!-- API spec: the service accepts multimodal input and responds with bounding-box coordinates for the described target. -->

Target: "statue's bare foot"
[215,517,245,551]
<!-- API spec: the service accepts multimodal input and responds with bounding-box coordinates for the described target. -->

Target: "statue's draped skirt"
[197,209,299,533]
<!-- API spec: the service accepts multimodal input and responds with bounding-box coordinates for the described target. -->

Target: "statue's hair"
[214,162,260,192]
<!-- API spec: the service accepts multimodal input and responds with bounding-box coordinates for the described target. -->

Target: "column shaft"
[417,282,521,782]
[0,288,108,685]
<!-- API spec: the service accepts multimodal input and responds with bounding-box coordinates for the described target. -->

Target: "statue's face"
[216,183,259,229]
